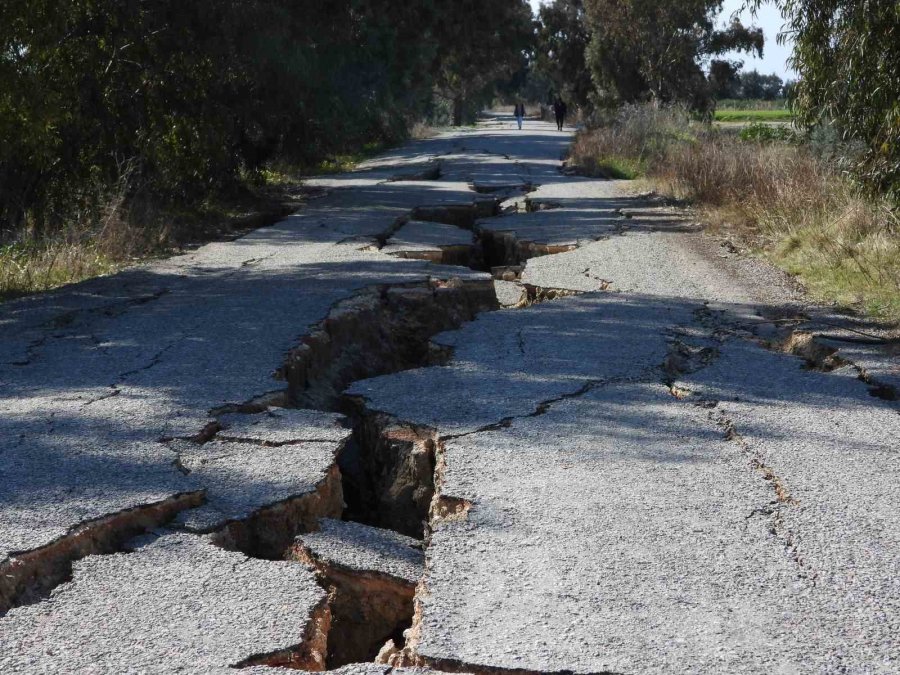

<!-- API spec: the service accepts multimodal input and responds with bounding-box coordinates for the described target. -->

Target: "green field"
[714,108,793,122]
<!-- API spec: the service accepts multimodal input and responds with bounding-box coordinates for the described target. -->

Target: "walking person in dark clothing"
[514,102,525,130]
[553,97,567,131]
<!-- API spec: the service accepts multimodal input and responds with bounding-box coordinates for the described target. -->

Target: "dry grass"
[0,193,170,300]
[409,121,439,140]
[0,180,298,302]
[571,106,900,322]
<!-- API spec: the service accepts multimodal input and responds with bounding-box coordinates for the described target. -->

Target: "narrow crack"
[706,406,816,583]
[443,373,654,443]
[8,289,170,367]
[83,339,182,408]
[0,491,205,616]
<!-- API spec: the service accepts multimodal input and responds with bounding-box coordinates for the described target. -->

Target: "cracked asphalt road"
[1,114,898,673]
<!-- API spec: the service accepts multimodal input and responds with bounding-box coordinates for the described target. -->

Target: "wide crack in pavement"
[2,115,898,674]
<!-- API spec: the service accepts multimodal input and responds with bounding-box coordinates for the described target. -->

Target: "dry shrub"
[409,121,438,140]
[574,104,900,320]
[1,178,170,300]
[660,134,899,319]
[571,105,692,177]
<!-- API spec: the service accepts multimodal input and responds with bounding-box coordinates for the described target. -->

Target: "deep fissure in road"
[211,193,577,668]
[8,168,894,671]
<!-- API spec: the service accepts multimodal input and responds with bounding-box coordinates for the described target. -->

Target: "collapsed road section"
[2,117,899,674]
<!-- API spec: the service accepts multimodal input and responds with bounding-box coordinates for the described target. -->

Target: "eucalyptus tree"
[535,0,593,109]
[583,0,763,111]
[749,0,899,195]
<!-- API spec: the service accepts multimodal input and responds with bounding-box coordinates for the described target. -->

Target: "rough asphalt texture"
[1,114,897,672]
[171,407,350,532]
[0,532,324,673]
[296,518,424,584]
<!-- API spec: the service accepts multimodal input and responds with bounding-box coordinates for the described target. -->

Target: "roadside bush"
[571,105,900,320]
[572,105,693,177]
[739,122,800,144]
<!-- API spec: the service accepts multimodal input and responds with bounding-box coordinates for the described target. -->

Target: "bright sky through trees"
[528,0,795,78]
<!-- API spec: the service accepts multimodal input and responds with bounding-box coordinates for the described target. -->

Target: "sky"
[528,0,796,80]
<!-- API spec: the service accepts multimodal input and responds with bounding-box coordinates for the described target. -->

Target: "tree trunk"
[452,96,464,127]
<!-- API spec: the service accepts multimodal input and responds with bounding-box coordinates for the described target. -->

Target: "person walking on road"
[514,102,525,130]
[553,97,567,131]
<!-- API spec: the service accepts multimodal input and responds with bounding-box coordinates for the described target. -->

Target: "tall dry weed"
[572,105,900,320]
[1,173,169,300]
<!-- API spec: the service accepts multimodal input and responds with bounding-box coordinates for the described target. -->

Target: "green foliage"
[717,109,793,122]
[0,0,532,235]
[751,0,900,197]
[534,0,593,108]
[709,60,743,99]
[583,0,763,111]
[717,99,788,110]
[738,122,799,143]
[432,1,535,125]
[583,156,645,179]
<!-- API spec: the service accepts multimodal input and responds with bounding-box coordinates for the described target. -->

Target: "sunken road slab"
[216,407,350,445]
[348,291,700,436]
[477,179,633,250]
[296,518,424,584]
[166,408,350,533]
[0,532,325,674]
[171,438,342,533]
[382,220,475,258]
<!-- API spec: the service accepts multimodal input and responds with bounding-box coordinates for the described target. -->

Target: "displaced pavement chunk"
[0,532,328,673]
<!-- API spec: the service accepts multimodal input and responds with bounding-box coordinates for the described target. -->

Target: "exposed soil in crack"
[0,491,204,616]
[661,337,720,396]
[773,330,850,372]
[292,545,416,668]
[210,464,345,560]
[479,228,577,271]
[523,197,561,213]
[279,279,497,411]
[470,180,534,195]
[706,406,817,585]
[387,244,483,269]
[400,199,581,280]
[768,328,899,402]
[337,409,437,539]
[387,161,442,182]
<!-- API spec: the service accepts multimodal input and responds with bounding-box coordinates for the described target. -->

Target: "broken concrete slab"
[216,407,349,445]
[294,518,424,585]
[383,220,475,252]
[493,280,527,307]
[521,229,799,309]
[293,519,425,667]
[171,439,343,544]
[382,220,477,266]
[347,291,699,436]
[0,532,328,673]
[409,383,831,673]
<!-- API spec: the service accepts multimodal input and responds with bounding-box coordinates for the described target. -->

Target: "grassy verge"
[714,108,793,122]
[305,140,390,175]
[0,138,406,302]
[570,105,900,323]
[0,189,301,302]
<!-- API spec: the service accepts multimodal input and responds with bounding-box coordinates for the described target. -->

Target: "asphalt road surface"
[1,114,898,674]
